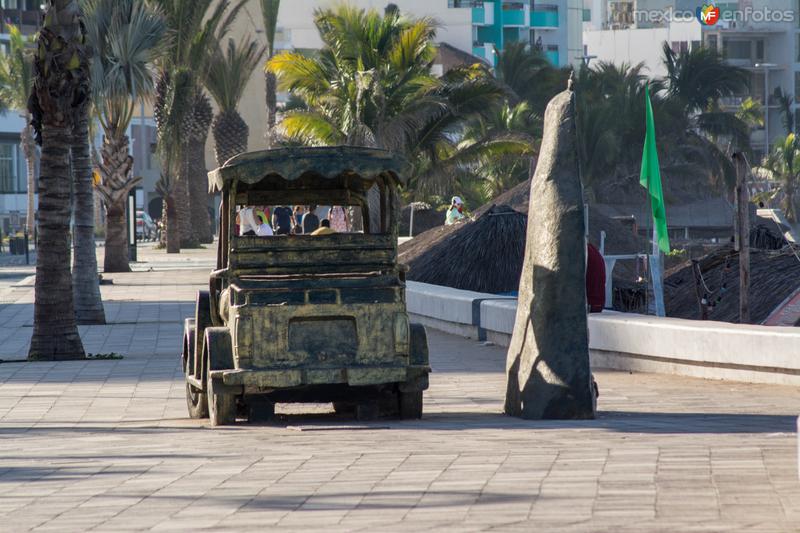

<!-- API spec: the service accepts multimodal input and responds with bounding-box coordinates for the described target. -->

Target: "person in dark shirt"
[302,205,320,234]
[271,205,293,235]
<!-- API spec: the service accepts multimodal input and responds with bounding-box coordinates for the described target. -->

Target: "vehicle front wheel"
[208,377,236,426]
[399,390,423,419]
[186,382,208,419]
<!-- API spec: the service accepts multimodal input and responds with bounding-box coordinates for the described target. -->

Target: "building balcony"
[471,2,494,25]
[531,9,559,28]
[472,43,496,65]
[501,8,527,27]
[545,50,560,65]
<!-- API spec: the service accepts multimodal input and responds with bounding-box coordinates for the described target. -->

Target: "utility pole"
[733,152,751,324]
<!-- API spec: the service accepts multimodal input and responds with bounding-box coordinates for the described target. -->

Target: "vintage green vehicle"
[182,147,430,425]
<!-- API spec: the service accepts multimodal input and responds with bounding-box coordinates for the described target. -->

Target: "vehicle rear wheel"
[399,390,423,419]
[208,377,236,426]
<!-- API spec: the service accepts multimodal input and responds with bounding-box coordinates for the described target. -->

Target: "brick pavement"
[0,245,798,531]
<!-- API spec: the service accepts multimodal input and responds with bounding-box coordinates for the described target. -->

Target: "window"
[691,40,701,51]
[723,39,751,60]
[0,142,24,194]
[795,72,800,103]
[797,34,800,62]
[756,40,764,61]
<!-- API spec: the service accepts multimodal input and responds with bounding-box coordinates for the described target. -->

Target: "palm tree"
[736,97,763,129]
[151,0,244,247]
[71,88,106,324]
[268,4,512,203]
[661,42,749,114]
[457,101,539,201]
[156,173,180,253]
[495,42,567,115]
[83,0,165,276]
[259,0,280,146]
[205,37,265,167]
[773,88,794,135]
[661,42,750,187]
[0,25,35,236]
[762,134,800,222]
[27,0,86,360]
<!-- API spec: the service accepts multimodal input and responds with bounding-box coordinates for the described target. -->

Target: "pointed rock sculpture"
[504,79,595,420]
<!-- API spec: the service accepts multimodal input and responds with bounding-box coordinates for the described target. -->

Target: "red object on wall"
[587,243,606,313]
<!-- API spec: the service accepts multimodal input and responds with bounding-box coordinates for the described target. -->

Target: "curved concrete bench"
[406,281,800,386]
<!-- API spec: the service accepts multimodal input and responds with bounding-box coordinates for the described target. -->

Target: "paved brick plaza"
[0,245,798,531]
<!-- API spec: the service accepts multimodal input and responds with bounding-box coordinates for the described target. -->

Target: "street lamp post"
[755,62,777,156]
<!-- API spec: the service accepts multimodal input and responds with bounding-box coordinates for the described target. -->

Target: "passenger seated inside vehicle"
[237,207,273,236]
[311,219,336,236]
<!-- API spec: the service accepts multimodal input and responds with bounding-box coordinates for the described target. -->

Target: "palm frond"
[205,36,265,112]
[259,0,281,57]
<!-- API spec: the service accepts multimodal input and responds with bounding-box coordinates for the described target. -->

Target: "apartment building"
[460,0,583,67]
[583,0,800,161]
[701,0,800,160]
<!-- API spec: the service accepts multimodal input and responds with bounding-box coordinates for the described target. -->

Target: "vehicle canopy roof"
[208,146,407,194]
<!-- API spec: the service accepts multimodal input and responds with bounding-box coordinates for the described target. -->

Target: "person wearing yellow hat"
[445,196,465,225]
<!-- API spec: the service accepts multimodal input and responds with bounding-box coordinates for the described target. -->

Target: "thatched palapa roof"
[664,245,800,323]
[402,205,526,294]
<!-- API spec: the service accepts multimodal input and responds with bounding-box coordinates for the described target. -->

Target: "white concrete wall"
[407,281,800,386]
[583,20,700,76]
[276,0,473,54]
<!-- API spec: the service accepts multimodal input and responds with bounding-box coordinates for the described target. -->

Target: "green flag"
[640,85,670,254]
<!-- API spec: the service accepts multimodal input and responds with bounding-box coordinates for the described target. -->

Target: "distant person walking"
[272,205,293,235]
[293,206,305,228]
[445,196,465,225]
[302,205,320,234]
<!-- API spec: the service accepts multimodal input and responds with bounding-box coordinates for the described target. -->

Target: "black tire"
[204,327,236,426]
[409,323,429,366]
[208,377,236,426]
[186,382,209,419]
[399,390,423,419]
[183,327,208,419]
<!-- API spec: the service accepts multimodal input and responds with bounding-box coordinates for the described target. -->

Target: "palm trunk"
[29,121,85,360]
[21,117,36,236]
[104,201,129,271]
[265,69,277,146]
[175,154,195,248]
[98,134,139,272]
[164,196,179,253]
[183,91,213,244]
[189,139,213,243]
[71,116,105,324]
[28,0,87,361]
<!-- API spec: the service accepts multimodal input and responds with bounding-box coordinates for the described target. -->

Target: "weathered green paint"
[186,147,430,421]
[208,146,408,193]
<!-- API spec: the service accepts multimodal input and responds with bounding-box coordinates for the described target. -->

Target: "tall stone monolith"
[504,80,595,420]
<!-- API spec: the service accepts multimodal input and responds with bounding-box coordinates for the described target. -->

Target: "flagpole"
[651,224,665,317]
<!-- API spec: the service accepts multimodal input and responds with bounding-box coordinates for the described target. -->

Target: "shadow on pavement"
[3,409,790,435]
